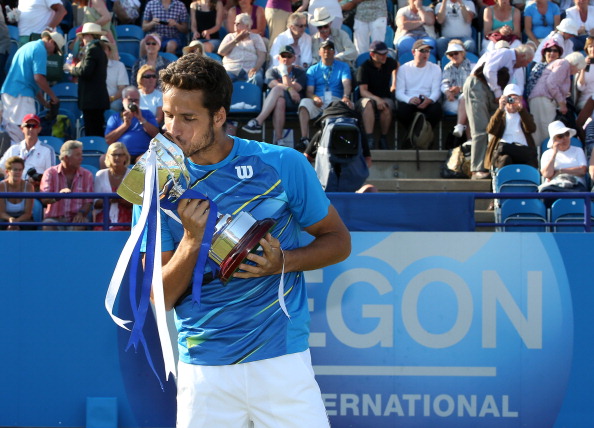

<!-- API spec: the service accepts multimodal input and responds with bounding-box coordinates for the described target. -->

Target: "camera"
[128,102,139,113]
[506,96,515,104]
[419,95,425,102]
[27,167,43,182]
[159,20,168,25]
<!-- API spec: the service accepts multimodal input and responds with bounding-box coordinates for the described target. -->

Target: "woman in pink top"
[528,51,586,147]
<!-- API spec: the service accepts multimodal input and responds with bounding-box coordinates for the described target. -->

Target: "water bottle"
[64,53,74,74]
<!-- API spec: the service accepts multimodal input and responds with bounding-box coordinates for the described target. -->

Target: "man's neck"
[372,59,383,69]
[322,58,334,66]
[25,138,37,151]
[61,162,77,175]
[189,132,234,166]
[291,32,301,41]
[413,60,427,68]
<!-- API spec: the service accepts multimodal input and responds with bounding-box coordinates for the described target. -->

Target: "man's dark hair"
[160,53,233,116]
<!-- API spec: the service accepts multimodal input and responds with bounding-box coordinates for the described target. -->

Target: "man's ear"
[214,107,227,128]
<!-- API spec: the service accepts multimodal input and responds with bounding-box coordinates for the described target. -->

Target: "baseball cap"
[370,41,389,54]
[279,45,295,55]
[320,39,335,49]
[413,40,432,51]
[21,114,41,127]
[446,43,465,54]
[503,84,522,97]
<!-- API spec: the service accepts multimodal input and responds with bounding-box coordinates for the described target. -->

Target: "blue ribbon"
[161,188,219,305]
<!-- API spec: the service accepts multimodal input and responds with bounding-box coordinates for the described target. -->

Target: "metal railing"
[0,192,130,231]
[2,191,594,232]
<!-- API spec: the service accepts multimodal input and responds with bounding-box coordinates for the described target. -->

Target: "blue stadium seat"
[159,52,178,62]
[384,26,395,49]
[82,163,99,177]
[7,25,18,41]
[494,164,541,193]
[39,135,65,155]
[115,24,144,57]
[341,24,353,41]
[355,52,370,68]
[229,82,262,114]
[79,136,109,153]
[205,52,223,63]
[500,199,547,232]
[52,82,81,122]
[119,52,136,82]
[32,199,44,228]
[550,198,594,232]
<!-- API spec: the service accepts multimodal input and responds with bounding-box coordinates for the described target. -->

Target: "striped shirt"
[143,0,189,40]
[40,164,94,220]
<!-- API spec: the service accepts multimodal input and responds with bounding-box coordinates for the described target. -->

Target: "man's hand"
[418,98,431,109]
[289,87,301,103]
[409,96,421,106]
[178,198,211,244]
[122,109,134,126]
[376,98,388,111]
[313,95,323,108]
[234,233,284,278]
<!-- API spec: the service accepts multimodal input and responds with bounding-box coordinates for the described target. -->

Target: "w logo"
[235,165,253,179]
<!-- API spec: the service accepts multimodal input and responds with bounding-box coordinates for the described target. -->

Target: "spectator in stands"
[535,18,578,63]
[190,0,224,53]
[270,12,312,68]
[17,0,67,46]
[395,0,437,58]
[463,44,534,179]
[0,7,10,88]
[227,0,267,39]
[0,114,55,178]
[182,40,205,56]
[64,23,110,137]
[93,142,132,231]
[132,34,171,88]
[142,0,189,54]
[526,39,563,100]
[1,31,64,144]
[310,7,357,66]
[218,13,267,89]
[113,0,141,25]
[0,156,34,230]
[297,40,353,151]
[356,41,397,150]
[528,51,586,147]
[395,40,442,146]
[102,36,129,112]
[484,83,538,170]
[435,0,477,58]
[105,86,160,163]
[352,0,387,55]
[137,65,164,124]
[565,0,594,51]
[40,140,94,231]
[265,0,307,50]
[576,93,594,146]
[576,36,594,110]
[242,45,307,145]
[523,0,561,47]
[308,0,343,34]
[441,40,474,138]
[481,0,522,53]
[73,0,119,60]
[540,120,588,193]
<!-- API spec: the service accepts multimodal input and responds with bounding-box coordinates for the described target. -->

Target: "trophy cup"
[117,133,275,282]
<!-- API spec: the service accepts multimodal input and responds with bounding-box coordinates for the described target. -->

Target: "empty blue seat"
[495,164,541,193]
[229,82,262,114]
[550,198,594,232]
[78,136,109,153]
[115,24,144,57]
[500,199,547,232]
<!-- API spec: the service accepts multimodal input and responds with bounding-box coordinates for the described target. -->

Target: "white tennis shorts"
[176,350,330,428]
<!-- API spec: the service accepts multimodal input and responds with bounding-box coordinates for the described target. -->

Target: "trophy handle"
[218,218,276,283]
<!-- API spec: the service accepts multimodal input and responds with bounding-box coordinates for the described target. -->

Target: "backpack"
[408,112,433,150]
[440,143,471,179]
[314,116,369,192]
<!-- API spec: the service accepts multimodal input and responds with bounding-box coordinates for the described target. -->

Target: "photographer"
[105,86,159,163]
[484,84,538,171]
[0,114,56,179]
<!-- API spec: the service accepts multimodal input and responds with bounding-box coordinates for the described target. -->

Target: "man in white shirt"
[396,40,442,147]
[435,0,477,58]
[17,0,66,45]
[0,114,56,178]
[269,12,312,69]
[463,44,534,178]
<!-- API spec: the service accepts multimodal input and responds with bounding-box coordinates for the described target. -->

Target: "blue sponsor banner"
[0,232,592,427]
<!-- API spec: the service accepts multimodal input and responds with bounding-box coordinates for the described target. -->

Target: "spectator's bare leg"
[272,96,286,142]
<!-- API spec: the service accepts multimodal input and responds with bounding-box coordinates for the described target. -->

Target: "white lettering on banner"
[482,271,543,349]
[322,393,519,418]
[402,269,473,348]
[326,268,394,348]
[311,268,543,350]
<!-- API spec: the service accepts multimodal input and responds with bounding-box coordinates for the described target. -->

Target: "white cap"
[445,43,465,54]
[557,18,579,36]
[503,84,522,97]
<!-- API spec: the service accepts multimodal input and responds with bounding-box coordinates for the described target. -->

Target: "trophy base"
[219,218,276,283]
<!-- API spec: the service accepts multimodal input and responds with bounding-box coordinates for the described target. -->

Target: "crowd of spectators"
[3,0,594,228]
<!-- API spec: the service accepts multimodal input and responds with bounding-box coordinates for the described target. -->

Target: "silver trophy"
[117,134,275,282]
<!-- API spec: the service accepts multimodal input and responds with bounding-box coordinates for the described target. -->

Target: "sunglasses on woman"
[142,74,157,79]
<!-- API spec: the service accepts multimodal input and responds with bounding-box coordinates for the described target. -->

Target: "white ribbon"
[104,142,176,381]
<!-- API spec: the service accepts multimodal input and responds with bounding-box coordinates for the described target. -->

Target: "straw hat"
[309,7,333,27]
[79,22,105,36]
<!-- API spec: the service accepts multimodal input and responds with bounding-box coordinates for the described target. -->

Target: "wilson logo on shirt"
[235,165,253,179]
